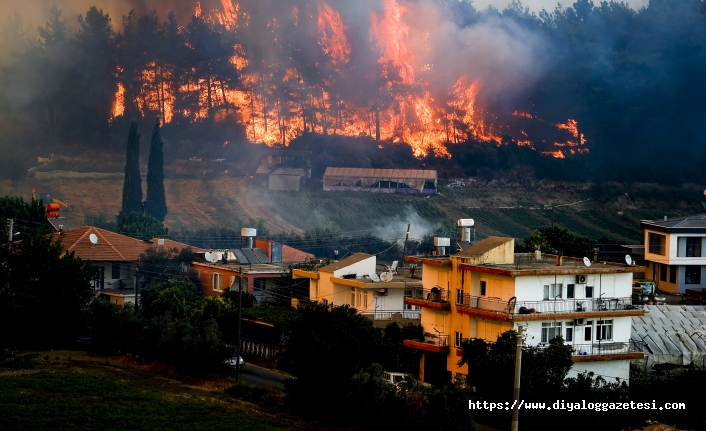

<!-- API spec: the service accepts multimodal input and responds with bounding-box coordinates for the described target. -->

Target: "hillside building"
[404,236,645,383]
[323,168,438,194]
[641,214,706,294]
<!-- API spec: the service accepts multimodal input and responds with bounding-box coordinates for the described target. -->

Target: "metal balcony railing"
[404,287,449,303]
[514,297,637,314]
[357,310,422,320]
[456,294,638,315]
[570,340,643,356]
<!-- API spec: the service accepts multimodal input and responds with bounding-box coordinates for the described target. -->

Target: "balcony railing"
[404,287,449,303]
[358,310,421,320]
[514,297,637,314]
[457,294,638,315]
[570,340,643,356]
[414,333,449,347]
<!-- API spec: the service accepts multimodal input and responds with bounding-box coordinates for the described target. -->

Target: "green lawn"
[0,353,295,431]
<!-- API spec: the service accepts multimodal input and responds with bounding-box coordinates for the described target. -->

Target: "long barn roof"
[323,167,437,180]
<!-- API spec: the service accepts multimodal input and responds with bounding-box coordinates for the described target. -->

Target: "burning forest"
[1,0,705,185]
[96,0,584,158]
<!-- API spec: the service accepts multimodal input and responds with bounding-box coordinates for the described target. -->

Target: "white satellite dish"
[210,253,219,263]
[583,257,592,267]
[369,273,380,282]
[380,272,393,282]
[625,255,632,266]
[89,233,98,245]
[205,252,212,262]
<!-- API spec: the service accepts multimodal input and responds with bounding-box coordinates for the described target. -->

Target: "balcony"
[404,287,450,310]
[403,333,450,353]
[358,310,421,321]
[456,295,645,321]
[540,340,644,362]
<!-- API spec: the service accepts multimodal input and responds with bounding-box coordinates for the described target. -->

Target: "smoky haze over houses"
[0,0,704,185]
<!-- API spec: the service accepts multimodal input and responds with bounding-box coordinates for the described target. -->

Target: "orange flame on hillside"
[108,0,589,160]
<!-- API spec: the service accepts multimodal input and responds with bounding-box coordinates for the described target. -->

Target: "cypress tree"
[120,121,142,218]
[144,118,167,222]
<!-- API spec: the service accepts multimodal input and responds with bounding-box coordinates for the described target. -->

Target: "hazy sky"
[474,0,650,12]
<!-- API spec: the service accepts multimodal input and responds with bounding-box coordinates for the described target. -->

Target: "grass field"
[0,352,313,431]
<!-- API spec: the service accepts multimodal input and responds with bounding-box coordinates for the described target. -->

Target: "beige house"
[294,253,422,323]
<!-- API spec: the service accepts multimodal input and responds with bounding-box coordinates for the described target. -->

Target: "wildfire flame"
[108,0,589,160]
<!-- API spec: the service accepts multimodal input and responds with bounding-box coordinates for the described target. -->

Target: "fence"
[404,287,449,302]
[240,338,279,369]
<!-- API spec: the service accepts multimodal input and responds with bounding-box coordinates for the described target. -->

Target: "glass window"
[565,321,573,342]
[669,266,677,284]
[648,232,665,255]
[567,284,575,299]
[111,263,121,280]
[351,292,355,306]
[456,289,464,305]
[660,264,667,282]
[584,321,593,341]
[544,284,562,300]
[685,266,701,284]
[585,285,593,298]
[455,331,463,347]
[480,281,486,296]
[213,273,222,291]
[541,322,562,343]
[686,237,702,257]
[596,320,613,341]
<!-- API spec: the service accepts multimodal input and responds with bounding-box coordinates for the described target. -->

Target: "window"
[213,273,223,291]
[585,285,593,298]
[669,266,677,284]
[351,292,356,306]
[456,289,464,305]
[648,232,666,255]
[660,263,667,282]
[480,281,487,296]
[541,322,562,343]
[543,284,562,300]
[565,321,573,342]
[584,321,593,341]
[596,320,613,341]
[567,284,575,299]
[111,263,121,280]
[229,276,236,290]
[685,266,701,284]
[455,331,463,347]
[686,237,702,257]
[404,303,420,311]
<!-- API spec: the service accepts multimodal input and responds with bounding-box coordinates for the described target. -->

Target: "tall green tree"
[144,118,167,221]
[120,121,142,217]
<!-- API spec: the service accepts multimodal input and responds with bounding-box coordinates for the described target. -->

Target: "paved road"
[236,362,291,391]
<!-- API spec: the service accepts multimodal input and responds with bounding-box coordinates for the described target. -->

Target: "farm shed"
[269,168,304,191]
[323,168,438,194]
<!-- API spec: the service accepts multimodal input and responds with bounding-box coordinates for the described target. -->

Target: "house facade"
[641,214,706,294]
[404,237,645,383]
[294,253,423,323]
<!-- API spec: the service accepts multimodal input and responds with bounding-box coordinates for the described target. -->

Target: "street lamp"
[334,250,338,261]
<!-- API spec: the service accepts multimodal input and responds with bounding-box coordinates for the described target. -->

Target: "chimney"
[534,246,541,260]
[434,237,450,256]
[555,254,563,266]
[241,228,257,249]
[664,216,667,221]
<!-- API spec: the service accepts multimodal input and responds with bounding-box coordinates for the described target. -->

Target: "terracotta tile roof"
[453,236,513,258]
[54,226,205,262]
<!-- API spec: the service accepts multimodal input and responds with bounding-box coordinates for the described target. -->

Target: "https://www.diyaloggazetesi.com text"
[469,400,686,412]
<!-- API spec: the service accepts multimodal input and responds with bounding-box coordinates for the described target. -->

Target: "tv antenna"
[583,257,591,267]
[625,255,632,266]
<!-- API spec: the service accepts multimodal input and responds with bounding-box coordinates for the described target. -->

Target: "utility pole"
[236,266,243,382]
[402,223,410,268]
[511,326,525,431]
[6,218,13,243]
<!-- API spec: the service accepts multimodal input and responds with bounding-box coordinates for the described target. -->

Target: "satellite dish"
[380,272,393,282]
[583,257,592,267]
[205,252,212,262]
[89,234,98,245]
[369,273,380,282]
[625,255,632,266]
[210,253,219,263]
